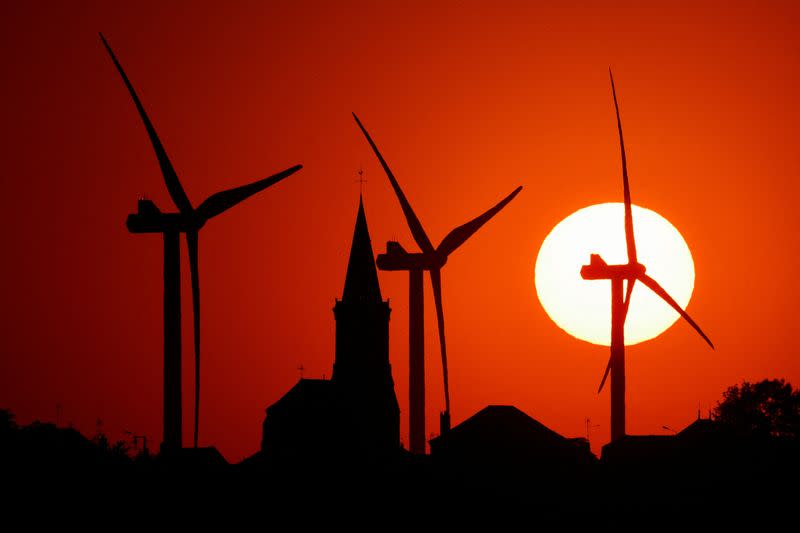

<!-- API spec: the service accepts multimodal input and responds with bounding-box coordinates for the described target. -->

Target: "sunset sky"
[1,1,798,461]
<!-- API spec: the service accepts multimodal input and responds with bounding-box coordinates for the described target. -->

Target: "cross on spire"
[355,166,367,195]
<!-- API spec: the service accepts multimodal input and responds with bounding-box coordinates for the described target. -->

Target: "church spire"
[342,196,382,303]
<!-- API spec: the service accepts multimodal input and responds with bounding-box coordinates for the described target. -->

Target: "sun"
[535,203,695,346]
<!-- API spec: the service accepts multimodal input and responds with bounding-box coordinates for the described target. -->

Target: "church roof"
[342,196,383,303]
[266,378,335,415]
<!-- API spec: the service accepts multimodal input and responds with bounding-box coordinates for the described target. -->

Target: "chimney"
[440,411,451,435]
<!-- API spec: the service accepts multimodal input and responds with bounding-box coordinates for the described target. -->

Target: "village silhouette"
[2,34,799,520]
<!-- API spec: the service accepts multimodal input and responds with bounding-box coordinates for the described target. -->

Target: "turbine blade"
[602,277,634,393]
[430,268,451,413]
[598,355,612,393]
[638,273,714,349]
[609,69,636,264]
[186,230,201,448]
[352,113,434,253]
[195,164,302,223]
[436,186,523,257]
[99,33,193,214]
[622,278,636,319]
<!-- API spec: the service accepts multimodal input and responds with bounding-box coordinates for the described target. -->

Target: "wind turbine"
[353,113,522,454]
[582,70,714,442]
[101,34,302,451]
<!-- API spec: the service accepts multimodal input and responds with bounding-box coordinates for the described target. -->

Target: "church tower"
[332,196,400,453]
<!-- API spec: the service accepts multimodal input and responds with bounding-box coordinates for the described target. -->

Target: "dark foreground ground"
[2,422,797,527]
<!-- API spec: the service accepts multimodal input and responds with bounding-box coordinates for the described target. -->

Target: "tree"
[91,432,131,458]
[0,409,17,434]
[0,409,18,447]
[110,439,130,458]
[712,379,800,439]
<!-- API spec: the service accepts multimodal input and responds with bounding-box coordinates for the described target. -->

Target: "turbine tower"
[101,34,302,451]
[582,70,714,442]
[353,113,522,454]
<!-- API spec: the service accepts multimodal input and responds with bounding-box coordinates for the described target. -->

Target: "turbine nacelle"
[580,254,646,281]
[127,199,207,234]
[127,211,190,234]
[377,241,447,271]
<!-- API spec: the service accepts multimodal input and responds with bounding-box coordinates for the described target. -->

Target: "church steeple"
[260,195,401,461]
[342,196,382,303]
[332,195,399,452]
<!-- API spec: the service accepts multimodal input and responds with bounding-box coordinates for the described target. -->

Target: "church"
[259,197,401,467]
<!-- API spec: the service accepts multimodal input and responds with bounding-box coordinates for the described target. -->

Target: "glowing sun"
[535,203,695,346]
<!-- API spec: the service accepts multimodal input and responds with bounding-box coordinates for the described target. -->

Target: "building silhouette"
[601,415,800,481]
[259,197,400,469]
[429,405,596,484]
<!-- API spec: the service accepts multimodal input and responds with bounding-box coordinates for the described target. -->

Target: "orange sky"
[1,1,799,461]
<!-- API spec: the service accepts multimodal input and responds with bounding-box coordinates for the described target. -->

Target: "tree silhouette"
[111,439,130,458]
[0,409,18,454]
[712,379,800,438]
[0,409,17,435]
[92,431,131,458]
[93,431,111,451]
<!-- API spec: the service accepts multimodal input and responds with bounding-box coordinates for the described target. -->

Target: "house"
[429,405,596,482]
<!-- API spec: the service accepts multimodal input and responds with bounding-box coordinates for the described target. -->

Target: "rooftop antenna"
[297,364,305,379]
[56,403,62,427]
[585,417,600,442]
